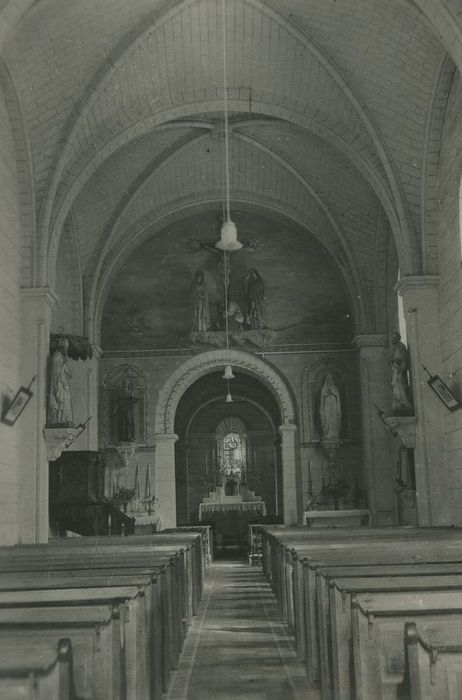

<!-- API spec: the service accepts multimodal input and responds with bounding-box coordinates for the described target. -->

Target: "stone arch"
[154,349,300,527]
[0,58,37,287]
[155,349,296,435]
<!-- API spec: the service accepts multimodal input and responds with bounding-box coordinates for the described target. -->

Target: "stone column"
[154,433,178,529]
[19,287,57,543]
[354,334,396,526]
[278,424,299,525]
[397,275,450,525]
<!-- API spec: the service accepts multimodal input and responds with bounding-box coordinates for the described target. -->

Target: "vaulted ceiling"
[1,0,459,344]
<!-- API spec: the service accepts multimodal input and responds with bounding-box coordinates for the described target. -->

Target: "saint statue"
[245,268,266,329]
[114,379,138,442]
[48,336,74,426]
[389,331,413,415]
[191,270,211,332]
[320,374,342,443]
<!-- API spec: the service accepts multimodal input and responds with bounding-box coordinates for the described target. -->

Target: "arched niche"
[101,363,147,446]
[305,357,352,444]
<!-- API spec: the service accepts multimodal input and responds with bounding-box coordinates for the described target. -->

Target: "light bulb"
[225,392,233,403]
[215,218,242,251]
[222,364,235,380]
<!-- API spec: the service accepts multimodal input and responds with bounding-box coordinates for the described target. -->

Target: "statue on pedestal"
[48,337,74,426]
[389,332,413,416]
[320,374,342,444]
[114,379,138,442]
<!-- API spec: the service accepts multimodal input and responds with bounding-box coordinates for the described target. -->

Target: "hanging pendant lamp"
[216,0,242,253]
[223,364,235,380]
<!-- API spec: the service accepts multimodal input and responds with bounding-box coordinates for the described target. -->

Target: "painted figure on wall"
[320,374,342,442]
[191,269,211,332]
[114,379,138,442]
[389,331,413,415]
[48,336,74,426]
[245,268,266,329]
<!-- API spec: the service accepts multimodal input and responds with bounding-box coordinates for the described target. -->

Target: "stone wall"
[0,85,21,544]
[436,71,462,524]
[99,347,364,524]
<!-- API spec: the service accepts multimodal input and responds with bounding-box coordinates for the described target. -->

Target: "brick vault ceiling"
[2,0,456,333]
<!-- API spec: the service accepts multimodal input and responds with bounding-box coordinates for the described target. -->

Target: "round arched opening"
[174,370,283,550]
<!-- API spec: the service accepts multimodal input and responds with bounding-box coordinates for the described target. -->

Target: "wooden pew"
[0,556,176,697]
[0,568,166,699]
[4,549,188,666]
[289,542,462,678]
[12,532,204,619]
[0,604,121,700]
[263,530,462,683]
[0,588,147,700]
[405,621,462,700]
[0,534,203,699]
[351,590,462,700]
[326,573,462,700]
[0,637,78,700]
[263,527,462,625]
[164,526,213,565]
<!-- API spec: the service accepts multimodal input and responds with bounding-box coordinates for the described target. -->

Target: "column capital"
[155,432,178,444]
[20,286,59,308]
[278,423,297,435]
[353,334,388,349]
[396,275,439,296]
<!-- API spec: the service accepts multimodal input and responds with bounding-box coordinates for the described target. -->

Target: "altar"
[198,481,266,553]
[199,500,266,521]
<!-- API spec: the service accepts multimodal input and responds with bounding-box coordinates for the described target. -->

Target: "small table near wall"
[304,509,370,528]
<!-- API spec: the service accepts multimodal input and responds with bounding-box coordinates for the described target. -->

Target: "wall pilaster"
[19,287,57,543]
[154,432,178,529]
[278,423,299,524]
[398,275,450,525]
[354,334,395,525]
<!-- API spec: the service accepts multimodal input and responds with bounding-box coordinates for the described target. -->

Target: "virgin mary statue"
[320,374,342,443]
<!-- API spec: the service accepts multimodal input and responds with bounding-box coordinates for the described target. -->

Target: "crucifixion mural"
[187,235,266,333]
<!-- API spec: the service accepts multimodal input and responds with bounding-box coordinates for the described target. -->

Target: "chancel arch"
[153,351,297,528]
[173,369,284,537]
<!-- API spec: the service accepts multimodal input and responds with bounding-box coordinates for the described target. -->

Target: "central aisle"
[167,560,319,700]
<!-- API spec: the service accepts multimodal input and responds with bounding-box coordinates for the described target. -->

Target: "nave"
[2,524,462,699]
[167,560,316,700]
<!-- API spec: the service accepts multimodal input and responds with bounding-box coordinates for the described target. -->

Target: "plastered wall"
[0,87,21,544]
[437,71,462,524]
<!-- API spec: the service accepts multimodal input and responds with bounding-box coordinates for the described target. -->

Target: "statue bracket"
[321,439,342,460]
[384,416,417,448]
[114,442,137,468]
[43,427,80,461]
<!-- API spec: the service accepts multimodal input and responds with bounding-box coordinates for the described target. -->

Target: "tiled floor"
[167,560,320,699]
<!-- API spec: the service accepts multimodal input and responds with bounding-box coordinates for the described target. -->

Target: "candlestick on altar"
[144,463,152,502]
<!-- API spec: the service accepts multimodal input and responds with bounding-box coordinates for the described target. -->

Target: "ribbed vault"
[0,0,460,337]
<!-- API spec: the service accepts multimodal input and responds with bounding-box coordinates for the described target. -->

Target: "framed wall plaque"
[2,384,34,426]
[423,366,460,412]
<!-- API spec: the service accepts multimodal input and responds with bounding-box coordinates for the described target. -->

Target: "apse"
[174,371,283,527]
